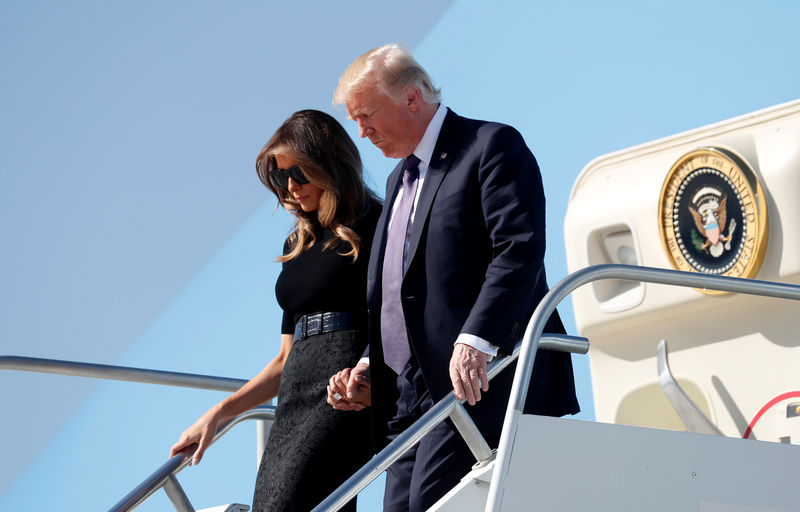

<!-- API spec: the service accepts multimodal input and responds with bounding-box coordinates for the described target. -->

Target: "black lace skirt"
[252,329,372,512]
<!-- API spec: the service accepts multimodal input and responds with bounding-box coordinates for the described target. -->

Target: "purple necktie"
[381,155,420,374]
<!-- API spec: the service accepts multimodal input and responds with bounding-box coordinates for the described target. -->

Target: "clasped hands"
[328,362,372,410]
[327,343,490,409]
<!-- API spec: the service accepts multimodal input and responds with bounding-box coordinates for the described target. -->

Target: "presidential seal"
[659,147,768,287]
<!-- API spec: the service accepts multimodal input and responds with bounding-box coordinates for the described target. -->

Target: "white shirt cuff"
[455,333,498,361]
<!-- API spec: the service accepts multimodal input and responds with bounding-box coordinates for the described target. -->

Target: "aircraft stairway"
[5,264,800,511]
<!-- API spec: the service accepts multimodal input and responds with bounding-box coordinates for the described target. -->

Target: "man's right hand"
[327,363,371,411]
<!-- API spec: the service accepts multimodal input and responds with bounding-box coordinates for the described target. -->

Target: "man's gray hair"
[333,43,441,106]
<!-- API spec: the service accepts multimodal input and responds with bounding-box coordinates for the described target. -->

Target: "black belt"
[293,311,362,342]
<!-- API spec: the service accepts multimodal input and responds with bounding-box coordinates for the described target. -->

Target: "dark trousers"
[383,362,491,512]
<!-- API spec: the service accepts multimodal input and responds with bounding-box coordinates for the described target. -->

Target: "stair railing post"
[256,399,273,468]
[448,401,493,464]
[162,474,195,512]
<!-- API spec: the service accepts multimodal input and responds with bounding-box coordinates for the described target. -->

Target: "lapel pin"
[440,152,447,160]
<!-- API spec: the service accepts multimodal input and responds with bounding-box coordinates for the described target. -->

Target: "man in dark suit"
[327,43,578,511]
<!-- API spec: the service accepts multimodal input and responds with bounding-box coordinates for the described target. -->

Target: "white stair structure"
[433,414,800,511]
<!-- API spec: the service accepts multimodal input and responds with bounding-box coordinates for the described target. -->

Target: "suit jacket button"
[509,322,519,339]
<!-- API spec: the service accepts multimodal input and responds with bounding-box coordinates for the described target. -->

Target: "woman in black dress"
[170,109,380,511]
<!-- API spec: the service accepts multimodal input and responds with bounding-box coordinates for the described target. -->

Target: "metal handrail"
[110,405,276,512]
[312,334,590,511]
[485,264,800,511]
[0,355,248,392]
[1,355,265,511]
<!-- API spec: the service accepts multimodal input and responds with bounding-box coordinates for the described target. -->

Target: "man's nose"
[357,120,371,138]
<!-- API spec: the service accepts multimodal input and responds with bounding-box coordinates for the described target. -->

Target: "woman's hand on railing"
[169,408,223,466]
[327,363,371,411]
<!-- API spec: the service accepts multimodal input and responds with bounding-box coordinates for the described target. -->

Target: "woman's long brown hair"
[255,110,377,261]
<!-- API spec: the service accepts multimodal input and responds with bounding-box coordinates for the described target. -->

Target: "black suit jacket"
[366,109,578,446]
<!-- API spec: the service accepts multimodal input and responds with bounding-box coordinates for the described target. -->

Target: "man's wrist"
[454,333,498,361]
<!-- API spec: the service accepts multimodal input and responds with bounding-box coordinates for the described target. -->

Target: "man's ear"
[407,87,421,112]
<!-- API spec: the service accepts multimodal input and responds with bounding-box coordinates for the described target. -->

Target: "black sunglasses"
[269,165,310,190]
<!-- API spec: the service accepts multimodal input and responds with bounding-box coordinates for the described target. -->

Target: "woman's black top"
[253,199,382,512]
[275,201,382,334]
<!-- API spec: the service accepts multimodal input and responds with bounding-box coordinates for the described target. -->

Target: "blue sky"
[1,1,798,510]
